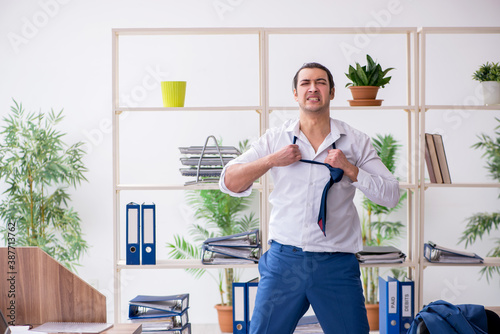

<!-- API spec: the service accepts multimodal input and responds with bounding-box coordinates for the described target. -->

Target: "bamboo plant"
[0,100,88,271]
[361,134,406,304]
[167,189,259,306]
[459,117,500,281]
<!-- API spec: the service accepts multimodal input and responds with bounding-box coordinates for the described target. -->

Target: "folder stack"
[356,246,406,264]
[202,229,262,265]
[128,294,191,334]
[424,241,483,264]
[379,276,415,334]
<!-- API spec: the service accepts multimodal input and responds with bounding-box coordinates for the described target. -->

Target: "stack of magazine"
[128,294,191,334]
[424,241,483,263]
[202,229,261,265]
[356,245,406,264]
[178,136,241,185]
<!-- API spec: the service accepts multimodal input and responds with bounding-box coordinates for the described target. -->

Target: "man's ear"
[293,88,298,101]
[330,87,335,100]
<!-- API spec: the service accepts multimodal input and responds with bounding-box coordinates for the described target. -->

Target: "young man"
[219,62,400,334]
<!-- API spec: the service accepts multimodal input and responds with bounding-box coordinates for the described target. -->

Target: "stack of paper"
[424,241,483,263]
[202,229,261,265]
[356,246,406,264]
[128,294,191,334]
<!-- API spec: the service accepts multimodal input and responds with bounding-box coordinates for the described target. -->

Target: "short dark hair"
[293,62,335,91]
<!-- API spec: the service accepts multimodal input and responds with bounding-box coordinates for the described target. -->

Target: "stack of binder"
[128,294,191,334]
[379,276,415,334]
[424,241,484,264]
[356,246,406,264]
[178,135,241,185]
[202,229,261,265]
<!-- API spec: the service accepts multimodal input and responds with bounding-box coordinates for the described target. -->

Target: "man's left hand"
[325,149,359,182]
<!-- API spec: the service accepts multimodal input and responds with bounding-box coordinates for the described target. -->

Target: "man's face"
[293,67,335,113]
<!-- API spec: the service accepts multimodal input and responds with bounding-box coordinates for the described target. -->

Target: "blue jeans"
[249,242,369,334]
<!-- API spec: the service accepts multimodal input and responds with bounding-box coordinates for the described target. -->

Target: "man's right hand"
[223,144,302,193]
[269,144,302,167]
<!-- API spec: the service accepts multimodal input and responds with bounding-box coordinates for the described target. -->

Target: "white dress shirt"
[219,117,400,253]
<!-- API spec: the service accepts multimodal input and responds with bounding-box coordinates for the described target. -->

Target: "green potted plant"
[472,62,500,105]
[167,185,259,332]
[360,134,406,331]
[345,54,394,106]
[459,117,500,280]
[0,100,89,272]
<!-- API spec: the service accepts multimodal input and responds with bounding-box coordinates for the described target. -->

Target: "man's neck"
[299,112,331,152]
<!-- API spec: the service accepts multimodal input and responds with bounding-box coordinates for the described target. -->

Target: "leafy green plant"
[472,62,500,82]
[459,117,500,281]
[345,54,394,88]
[0,100,88,271]
[361,134,406,304]
[167,189,259,306]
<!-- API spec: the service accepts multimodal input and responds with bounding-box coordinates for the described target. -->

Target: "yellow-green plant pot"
[161,81,187,107]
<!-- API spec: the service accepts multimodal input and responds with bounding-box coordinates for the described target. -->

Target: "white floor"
[190,323,380,334]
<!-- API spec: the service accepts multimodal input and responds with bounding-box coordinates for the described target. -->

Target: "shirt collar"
[285,117,346,144]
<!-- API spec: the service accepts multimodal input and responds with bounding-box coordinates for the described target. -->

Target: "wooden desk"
[27,324,141,334]
[0,247,106,325]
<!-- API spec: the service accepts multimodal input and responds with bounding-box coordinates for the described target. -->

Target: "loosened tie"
[293,136,344,236]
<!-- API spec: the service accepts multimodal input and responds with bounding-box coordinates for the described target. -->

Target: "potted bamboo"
[345,54,394,106]
[0,100,89,272]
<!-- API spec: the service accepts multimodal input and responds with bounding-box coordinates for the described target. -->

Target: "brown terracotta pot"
[214,304,233,333]
[349,86,380,100]
[365,303,379,331]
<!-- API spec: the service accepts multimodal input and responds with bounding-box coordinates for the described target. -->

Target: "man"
[219,62,400,334]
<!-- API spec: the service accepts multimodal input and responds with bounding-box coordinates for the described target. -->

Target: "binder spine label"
[402,285,411,317]
[388,281,397,314]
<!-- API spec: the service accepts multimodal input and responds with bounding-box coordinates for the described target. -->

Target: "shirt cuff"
[218,165,253,197]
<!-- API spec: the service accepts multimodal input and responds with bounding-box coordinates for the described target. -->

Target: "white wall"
[1,0,500,325]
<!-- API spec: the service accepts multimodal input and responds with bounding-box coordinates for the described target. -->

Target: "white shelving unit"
[418,27,500,309]
[111,26,421,323]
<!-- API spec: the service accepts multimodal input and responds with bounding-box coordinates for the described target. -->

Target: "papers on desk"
[31,323,113,333]
[201,229,261,265]
[424,241,484,263]
[356,246,406,264]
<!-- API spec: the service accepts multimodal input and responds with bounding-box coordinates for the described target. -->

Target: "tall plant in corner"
[0,100,88,271]
[361,134,406,304]
[459,117,500,281]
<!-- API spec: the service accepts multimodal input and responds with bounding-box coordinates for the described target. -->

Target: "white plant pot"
[480,81,500,105]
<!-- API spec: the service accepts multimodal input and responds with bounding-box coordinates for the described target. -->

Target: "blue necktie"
[293,136,344,236]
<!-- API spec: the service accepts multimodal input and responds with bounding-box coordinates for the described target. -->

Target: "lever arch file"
[379,276,400,334]
[141,203,156,265]
[126,202,141,265]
